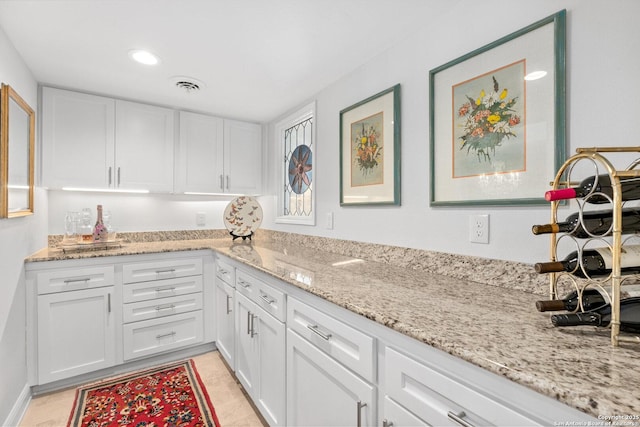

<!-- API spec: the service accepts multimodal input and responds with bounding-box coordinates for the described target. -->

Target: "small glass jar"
[78,208,93,243]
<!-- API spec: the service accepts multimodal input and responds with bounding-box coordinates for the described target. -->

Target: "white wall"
[262,0,640,264]
[0,25,47,425]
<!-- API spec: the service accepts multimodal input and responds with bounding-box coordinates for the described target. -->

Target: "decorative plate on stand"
[223,196,263,240]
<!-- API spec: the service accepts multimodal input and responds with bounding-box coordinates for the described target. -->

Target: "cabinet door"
[176,111,224,193]
[235,292,258,394]
[382,396,428,427]
[37,287,115,384]
[287,329,375,427]
[223,119,262,194]
[115,100,175,192]
[215,279,235,370]
[41,87,115,189]
[253,301,286,427]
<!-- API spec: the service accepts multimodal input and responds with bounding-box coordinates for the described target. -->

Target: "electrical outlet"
[469,214,489,244]
[326,212,334,230]
[196,212,206,227]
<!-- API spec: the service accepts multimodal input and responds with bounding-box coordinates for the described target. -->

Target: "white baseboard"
[3,383,31,427]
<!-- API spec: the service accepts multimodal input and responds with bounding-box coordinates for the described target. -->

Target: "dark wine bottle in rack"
[545,174,640,204]
[550,296,640,332]
[534,245,640,278]
[532,207,640,238]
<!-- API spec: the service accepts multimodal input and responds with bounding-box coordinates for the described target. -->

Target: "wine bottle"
[545,174,640,204]
[532,207,640,238]
[535,288,607,312]
[534,245,640,278]
[93,204,107,242]
[550,296,640,331]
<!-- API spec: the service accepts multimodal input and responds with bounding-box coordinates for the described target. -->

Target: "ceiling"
[0,0,448,123]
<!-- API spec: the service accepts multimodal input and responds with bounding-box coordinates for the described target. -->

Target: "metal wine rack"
[546,146,640,347]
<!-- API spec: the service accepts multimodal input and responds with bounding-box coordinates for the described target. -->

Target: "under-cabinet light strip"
[62,187,150,194]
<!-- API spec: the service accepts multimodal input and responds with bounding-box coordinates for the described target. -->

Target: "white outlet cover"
[469,214,489,244]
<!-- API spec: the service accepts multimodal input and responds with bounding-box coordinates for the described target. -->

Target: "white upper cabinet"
[42,87,115,189]
[114,100,175,192]
[223,119,262,194]
[176,113,262,194]
[175,111,224,193]
[41,87,175,192]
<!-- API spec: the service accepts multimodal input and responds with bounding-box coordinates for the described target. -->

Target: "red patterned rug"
[67,359,220,427]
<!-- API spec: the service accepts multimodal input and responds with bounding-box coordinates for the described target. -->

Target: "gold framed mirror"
[1,83,35,218]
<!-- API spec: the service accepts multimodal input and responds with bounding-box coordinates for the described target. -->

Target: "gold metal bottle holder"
[548,146,640,347]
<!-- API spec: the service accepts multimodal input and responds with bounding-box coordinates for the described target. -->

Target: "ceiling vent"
[170,76,206,93]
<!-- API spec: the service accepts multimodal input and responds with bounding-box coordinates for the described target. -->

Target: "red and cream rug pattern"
[67,359,220,427]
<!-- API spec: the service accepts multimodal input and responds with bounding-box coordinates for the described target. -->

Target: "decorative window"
[276,102,315,225]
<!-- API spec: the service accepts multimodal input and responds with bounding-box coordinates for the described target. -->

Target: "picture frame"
[340,84,401,206]
[429,10,566,206]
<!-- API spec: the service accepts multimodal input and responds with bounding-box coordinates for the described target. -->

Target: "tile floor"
[19,351,266,426]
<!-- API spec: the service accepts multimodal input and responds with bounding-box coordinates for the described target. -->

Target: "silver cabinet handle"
[226,295,232,314]
[155,287,176,293]
[219,174,224,190]
[63,277,90,284]
[250,313,258,337]
[225,175,229,190]
[382,420,393,427]
[156,268,176,275]
[247,311,252,335]
[156,331,176,339]
[260,294,275,305]
[117,167,121,186]
[307,324,332,340]
[238,279,251,288]
[447,411,475,427]
[108,166,112,186]
[155,304,176,312]
[217,267,229,275]
[357,401,367,427]
[108,293,111,313]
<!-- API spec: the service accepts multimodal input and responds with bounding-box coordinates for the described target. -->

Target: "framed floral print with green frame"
[429,9,566,206]
[340,84,401,206]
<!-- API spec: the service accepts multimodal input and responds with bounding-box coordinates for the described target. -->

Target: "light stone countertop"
[26,236,640,419]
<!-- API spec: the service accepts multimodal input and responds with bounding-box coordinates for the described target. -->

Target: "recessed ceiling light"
[524,70,547,81]
[128,49,160,66]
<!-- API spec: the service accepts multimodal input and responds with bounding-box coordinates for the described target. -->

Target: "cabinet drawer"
[37,265,115,295]
[123,275,203,303]
[237,270,286,322]
[123,257,202,284]
[123,293,203,324]
[287,297,374,382]
[123,311,203,360]
[385,347,534,426]
[216,258,235,286]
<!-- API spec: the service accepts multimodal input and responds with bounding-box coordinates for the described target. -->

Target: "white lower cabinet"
[382,396,425,427]
[235,292,286,426]
[37,286,116,384]
[287,328,375,426]
[27,251,214,387]
[215,278,235,370]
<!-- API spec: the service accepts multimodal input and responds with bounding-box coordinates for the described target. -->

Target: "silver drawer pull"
[155,304,176,312]
[447,411,475,427]
[238,279,251,288]
[155,287,176,293]
[156,331,176,339]
[218,268,229,275]
[307,324,332,340]
[382,420,393,427]
[226,295,232,314]
[250,314,258,337]
[260,294,275,305]
[156,268,176,275]
[63,277,91,284]
[357,401,367,427]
